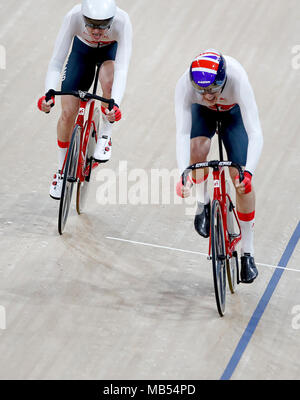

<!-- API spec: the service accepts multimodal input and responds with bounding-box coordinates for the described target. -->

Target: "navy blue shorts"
[61,36,118,92]
[190,104,248,166]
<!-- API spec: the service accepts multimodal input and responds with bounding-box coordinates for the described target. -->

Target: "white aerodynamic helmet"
[82,0,116,28]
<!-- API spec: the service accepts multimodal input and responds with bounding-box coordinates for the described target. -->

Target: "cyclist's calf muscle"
[236,188,255,214]
[190,137,211,180]
[99,60,114,99]
[228,166,255,212]
[58,95,80,142]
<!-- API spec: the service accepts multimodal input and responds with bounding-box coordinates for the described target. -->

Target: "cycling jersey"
[175,56,263,175]
[45,4,132,106]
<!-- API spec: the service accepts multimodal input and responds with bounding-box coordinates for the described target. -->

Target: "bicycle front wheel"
[211,200,227,316]
[76,106,100,215]
[58,125,81,235]
[226,252,239,294]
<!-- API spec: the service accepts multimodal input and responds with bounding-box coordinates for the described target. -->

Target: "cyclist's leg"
[50,38,96,198]
[94,42,118,161]
[221,106,258,281]
[98,41,118,108]
[221,106,256,235]
[229,166,256,252]
[58,37,96,169]
[57,95,80,162]
[190,104,216,202]
[190,104,216,237]
[99,60,115,136]
[99,60,114,99]
[49,95,80,200]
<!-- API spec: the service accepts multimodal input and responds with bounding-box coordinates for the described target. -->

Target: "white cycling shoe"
[93,135,112,162]
[49,170,63,200]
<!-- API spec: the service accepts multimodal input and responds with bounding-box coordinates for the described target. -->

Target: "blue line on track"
[220,221,300,380]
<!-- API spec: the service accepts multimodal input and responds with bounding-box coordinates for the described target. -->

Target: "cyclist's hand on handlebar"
[235,170,252,194]
[176,176,193,198]
[37,95,55,113]
[101,104,122,123]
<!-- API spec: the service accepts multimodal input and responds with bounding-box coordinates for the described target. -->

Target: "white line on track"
[106,236,300,273]
[106,236,208,257]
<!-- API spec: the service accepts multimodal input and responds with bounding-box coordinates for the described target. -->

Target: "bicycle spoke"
[58,125,81,234]
[211,200,226,316]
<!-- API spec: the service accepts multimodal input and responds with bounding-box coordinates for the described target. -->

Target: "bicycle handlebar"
[181,160,244,186]
[45,89,115,111]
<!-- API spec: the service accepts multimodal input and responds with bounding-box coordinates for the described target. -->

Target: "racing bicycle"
[181,119,244,316]
[45,63,115,235]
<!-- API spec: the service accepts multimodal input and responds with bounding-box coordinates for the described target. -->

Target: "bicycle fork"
[208,167,227,261]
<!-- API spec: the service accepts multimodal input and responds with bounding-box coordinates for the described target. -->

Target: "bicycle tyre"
[225,191,238,293]
[211,199,227,316]
[76,106,100,215]
[226,252,239,294]
[58,125,81,235]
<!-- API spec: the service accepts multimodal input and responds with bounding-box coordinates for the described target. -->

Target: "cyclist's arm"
[111,10,133,106]
[45,7,78,92]
[236,70,263,175]
[175,71,193,174]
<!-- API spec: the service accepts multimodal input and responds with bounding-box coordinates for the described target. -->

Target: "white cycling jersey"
[175,56,263,175]
[45,4,132,106]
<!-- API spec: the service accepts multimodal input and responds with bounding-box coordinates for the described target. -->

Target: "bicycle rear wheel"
[225,185,239,293]
[76,106,100,215]
[211,199,227,316]
[226,252,239,294]
[58,125,81,235]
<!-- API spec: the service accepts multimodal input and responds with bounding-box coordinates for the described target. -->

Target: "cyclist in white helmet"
[37,0,132,200]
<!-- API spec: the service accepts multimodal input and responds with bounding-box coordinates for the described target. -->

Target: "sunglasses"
[84,16,113,30]
[191,80,224,95]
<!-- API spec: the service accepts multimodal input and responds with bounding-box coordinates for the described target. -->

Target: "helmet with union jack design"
[190,49,227,94]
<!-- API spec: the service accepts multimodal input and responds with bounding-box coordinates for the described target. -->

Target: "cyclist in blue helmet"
[175,49,263,283]
[190,50,227,95]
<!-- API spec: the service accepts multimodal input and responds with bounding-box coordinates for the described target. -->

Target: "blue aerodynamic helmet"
[190,49,227,94]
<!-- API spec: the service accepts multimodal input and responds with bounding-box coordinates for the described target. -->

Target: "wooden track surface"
[0,0,299,380]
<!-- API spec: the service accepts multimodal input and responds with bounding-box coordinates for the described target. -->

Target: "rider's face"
[87,26,108,40]
[202,92,220,105]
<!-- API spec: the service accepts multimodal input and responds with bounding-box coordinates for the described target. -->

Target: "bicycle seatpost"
[215,106,224,162]
[92,63,101,95]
